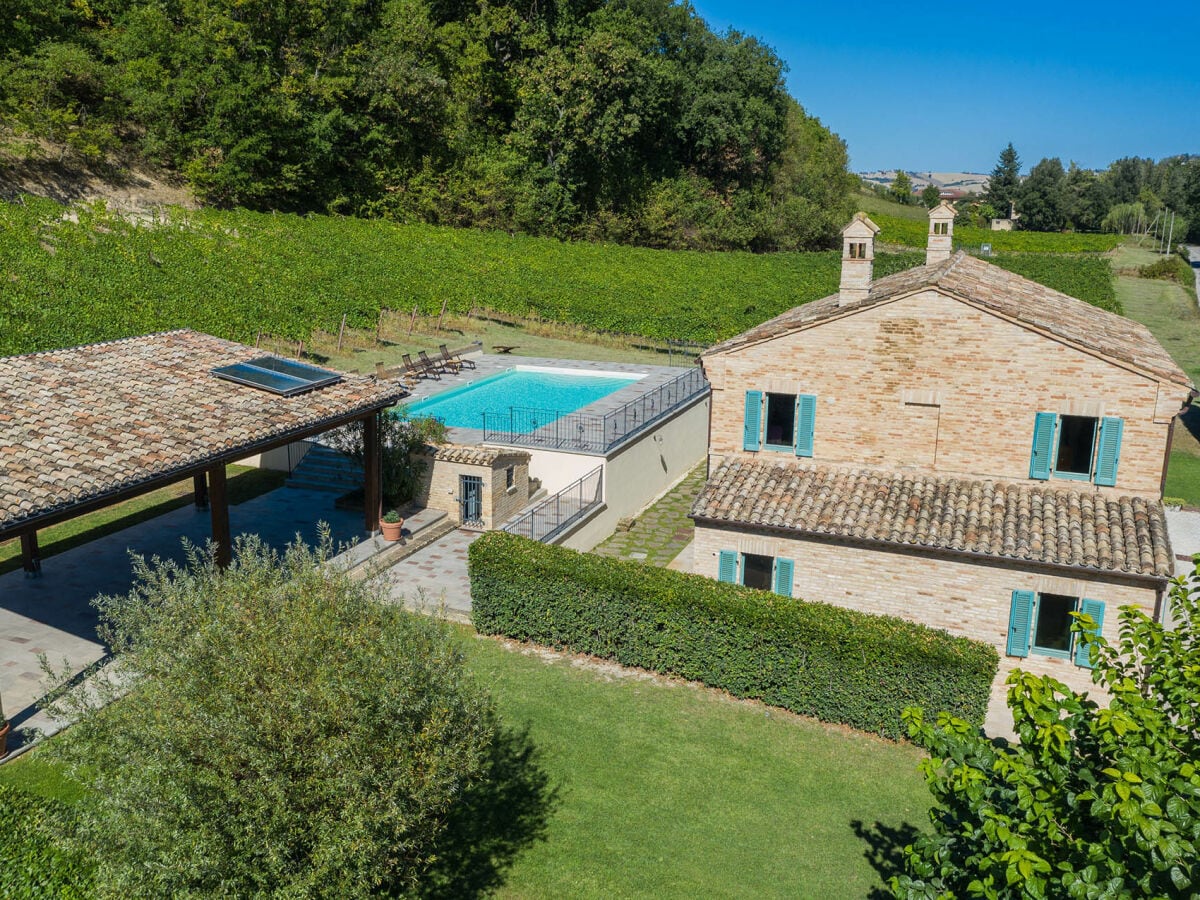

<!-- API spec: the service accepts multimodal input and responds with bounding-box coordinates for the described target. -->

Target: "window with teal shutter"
[1074,599,1106,667]
[773,558,794,597]
[1007,590,1034,657]
[1093,418,1123,487]
[795,394,816,458]
[1029,413,1056,480]
[743,391,763,451]
[717,550,738,583]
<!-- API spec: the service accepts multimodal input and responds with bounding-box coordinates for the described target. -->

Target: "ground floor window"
[741,553,774,590]
[717,549,794,597]
[1008,590,1106,667]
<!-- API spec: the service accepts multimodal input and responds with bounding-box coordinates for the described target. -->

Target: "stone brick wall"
[704,289,1184,497]
[414,453,530,529]
[692,522,1161,723]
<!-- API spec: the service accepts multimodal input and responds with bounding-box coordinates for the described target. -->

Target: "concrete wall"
[237,440,313,472]
[692,522,1161,727]
[559,394,709,551]
[704,289,1184,497]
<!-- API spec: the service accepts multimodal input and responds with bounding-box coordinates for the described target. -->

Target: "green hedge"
[468,533,998,739]
[0,783,93,898]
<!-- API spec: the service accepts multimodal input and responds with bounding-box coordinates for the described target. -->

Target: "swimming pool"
[405,366,642,432]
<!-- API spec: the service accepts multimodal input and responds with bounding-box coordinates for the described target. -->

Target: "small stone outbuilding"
[415,444,532,529]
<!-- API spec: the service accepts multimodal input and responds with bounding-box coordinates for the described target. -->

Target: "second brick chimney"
[840,213,880,305]
[926,201,956,265]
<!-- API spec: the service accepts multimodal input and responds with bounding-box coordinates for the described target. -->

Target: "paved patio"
[0,486,365,731]
[593,464,705,568]
[376,529,481,621]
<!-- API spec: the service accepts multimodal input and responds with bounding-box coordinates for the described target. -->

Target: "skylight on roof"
[212,356,341,396]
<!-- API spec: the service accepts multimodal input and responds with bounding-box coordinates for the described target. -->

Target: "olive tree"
[43,535,529,898]
[893,566,1200,899]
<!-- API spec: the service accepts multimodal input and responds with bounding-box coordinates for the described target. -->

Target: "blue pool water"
[405,367,641,432]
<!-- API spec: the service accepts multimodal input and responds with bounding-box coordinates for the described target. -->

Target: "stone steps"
[286,445,363,494]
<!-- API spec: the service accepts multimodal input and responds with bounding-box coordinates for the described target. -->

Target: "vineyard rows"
[868,212,1123,254]
[0,198,1116,356]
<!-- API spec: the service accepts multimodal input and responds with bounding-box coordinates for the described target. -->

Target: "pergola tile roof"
[421,444,532,466]
[0,330,405,533]
[691,456,1173,579]
[704,252,1192,388]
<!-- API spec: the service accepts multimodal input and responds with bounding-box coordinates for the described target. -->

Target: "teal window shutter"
[1075,599,1106,667]
[773,558,794,597]
[1007,590,1034,657]
[1093,418,1123,487]
[718,550,738,583]
[1029,413,1056,480]
[743,391,763,451]
[795,394,816,458]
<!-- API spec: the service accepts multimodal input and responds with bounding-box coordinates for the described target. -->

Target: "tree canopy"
[43,534,553,897]
[984,143,1021,218]
[892,565,1200,899]
[0,0,856,250]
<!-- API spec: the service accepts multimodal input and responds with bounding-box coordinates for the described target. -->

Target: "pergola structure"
[0,330,406,572]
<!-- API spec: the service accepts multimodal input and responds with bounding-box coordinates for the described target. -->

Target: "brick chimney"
[840,213,880,305]
[926,200,956,265]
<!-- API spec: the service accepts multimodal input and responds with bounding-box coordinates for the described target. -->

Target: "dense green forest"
[0,196,1118,357]
[0,0,857,251]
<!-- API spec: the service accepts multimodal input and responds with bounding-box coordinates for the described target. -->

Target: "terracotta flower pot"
[381,519,404,541]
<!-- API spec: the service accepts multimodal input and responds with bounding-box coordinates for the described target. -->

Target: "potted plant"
[381,509,405,542]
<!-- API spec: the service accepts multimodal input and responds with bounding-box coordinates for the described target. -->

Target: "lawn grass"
[468,634,929,898]
[0,465,286,576]
[854,190,930,221]
[0,630,931,897]
[1165,450,1200,507]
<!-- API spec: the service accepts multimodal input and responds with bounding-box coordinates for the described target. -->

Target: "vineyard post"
[408,304,418,336]
[296,340,303,360]
[377,309,384,343]
[437,297,448,333]
[337,313,347,351]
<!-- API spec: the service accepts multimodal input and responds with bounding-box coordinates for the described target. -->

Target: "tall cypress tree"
[985,143,1021,218]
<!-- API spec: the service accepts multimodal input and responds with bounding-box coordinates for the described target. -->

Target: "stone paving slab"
[1,487,367,733]
[592,464,706,567]
[376,528,481,620]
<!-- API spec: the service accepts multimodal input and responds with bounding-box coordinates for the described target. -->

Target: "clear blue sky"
[690,0,1199,174]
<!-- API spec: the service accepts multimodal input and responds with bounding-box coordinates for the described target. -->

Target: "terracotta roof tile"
[0,330,405,533]
[421,444,530,465]
[691,456,1173,579]
[704,252,1191,388]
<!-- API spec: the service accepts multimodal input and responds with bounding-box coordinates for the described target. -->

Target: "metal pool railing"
[480,366,708,454]
[501,465,603,543]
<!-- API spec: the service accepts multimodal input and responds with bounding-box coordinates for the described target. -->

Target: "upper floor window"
[742,391,815,457]
[1029,412,1123,486]
[505,465,515,490]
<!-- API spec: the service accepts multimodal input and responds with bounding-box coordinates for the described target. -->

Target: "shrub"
[468,532,998,739]
[0,783,93,898]
[893,562,1200,899]
[42,535,501,897]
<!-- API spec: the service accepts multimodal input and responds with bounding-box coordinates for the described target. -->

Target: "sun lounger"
[440,344,474,370]
[419,349,455,375]
[403,352,439,380]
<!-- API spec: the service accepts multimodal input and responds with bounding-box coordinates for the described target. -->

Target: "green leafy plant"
[41,534,507,897]
[468,532,997,739]
[326,407,446,508]
[382,508,402,524]
[0,783,93,899]
[892,563,1200,899]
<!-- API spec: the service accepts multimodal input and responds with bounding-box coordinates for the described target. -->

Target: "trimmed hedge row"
[468,532,998,739]
[0,783,93,898]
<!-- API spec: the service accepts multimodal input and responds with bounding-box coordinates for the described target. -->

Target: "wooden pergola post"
[20,531,41,577]
[208,464,232,569]
[364,411,382,534]
[193,472,209,509]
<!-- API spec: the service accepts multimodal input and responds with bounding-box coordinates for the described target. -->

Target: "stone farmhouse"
[689,203,1194,719]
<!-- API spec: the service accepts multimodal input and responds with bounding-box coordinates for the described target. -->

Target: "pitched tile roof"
[0,330,405,533]
[421,444,531,465]
[691,456,1173,579]
[704,252,1191,388]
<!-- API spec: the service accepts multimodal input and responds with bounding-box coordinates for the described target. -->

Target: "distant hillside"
[860,170,989,195]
